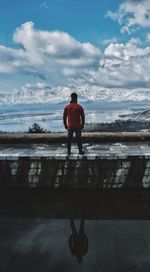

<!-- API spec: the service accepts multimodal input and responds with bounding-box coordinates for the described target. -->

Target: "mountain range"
[0,84,150,105]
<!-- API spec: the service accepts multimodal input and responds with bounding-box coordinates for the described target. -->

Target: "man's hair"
[71,92,78,101]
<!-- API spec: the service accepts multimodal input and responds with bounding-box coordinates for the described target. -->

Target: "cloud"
[40,2,49,9]
[103,37,118,45]
[0,21,150,102]
[90,38,150,89]
[0,21,101,84]
[105,38,149,59]
[106,0,150,34]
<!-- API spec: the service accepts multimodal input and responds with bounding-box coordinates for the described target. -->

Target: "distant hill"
[120,109,150,121]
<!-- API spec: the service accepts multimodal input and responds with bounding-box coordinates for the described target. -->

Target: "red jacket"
[63,102,85,129]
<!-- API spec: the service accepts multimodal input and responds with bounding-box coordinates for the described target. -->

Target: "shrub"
[28,123,47,133]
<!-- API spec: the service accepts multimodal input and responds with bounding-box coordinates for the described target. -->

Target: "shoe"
[79,150,85,155]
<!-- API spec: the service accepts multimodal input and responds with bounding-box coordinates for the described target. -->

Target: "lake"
[0,101,149,132]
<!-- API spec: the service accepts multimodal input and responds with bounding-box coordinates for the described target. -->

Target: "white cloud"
[105,38,149,59]
[77,38,150,89]
[40,2,49,9]
[107,0,150,34]
[0,21,101,83]
[0,21,150,103]
[103,37,118,45]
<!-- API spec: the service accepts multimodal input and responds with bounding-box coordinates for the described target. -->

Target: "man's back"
[63,92,85,155]
[63,102,84,129]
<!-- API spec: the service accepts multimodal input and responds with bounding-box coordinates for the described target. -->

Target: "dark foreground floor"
[1,217,150,272]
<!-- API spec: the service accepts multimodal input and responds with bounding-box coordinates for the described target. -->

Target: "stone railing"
[0,131,150,143]
[0,156,149,189]
[0,133,150,218]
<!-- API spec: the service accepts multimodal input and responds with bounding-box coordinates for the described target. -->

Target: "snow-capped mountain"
[0,83,150,105]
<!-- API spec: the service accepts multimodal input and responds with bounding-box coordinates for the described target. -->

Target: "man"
[63,93,85,155]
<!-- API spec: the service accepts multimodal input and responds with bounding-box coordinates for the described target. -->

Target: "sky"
[0,0,150,103]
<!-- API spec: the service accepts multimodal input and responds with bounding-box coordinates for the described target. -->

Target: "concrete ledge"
[0,132,150,143]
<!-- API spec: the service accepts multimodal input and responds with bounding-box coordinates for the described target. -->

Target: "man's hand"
[81,124,84,129]
[65,124,68,129]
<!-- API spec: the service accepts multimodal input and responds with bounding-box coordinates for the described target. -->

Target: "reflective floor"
[1,217,150,272]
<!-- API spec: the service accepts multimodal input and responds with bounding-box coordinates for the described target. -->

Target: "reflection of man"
[63,93,85,155]
[69,219,88,263]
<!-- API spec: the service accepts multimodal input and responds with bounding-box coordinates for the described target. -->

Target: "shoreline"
[1,119,150,134]
[83,119,150,132]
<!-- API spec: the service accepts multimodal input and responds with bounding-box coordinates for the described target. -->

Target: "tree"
[28,123,47,133]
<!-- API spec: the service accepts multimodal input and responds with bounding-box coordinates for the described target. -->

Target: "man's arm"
[80,107,85,129]
[63,107,68,129]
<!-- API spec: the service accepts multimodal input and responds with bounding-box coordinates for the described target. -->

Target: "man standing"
[63,93,85,155]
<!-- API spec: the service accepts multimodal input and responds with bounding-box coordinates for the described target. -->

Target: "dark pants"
[67,128,82,153]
